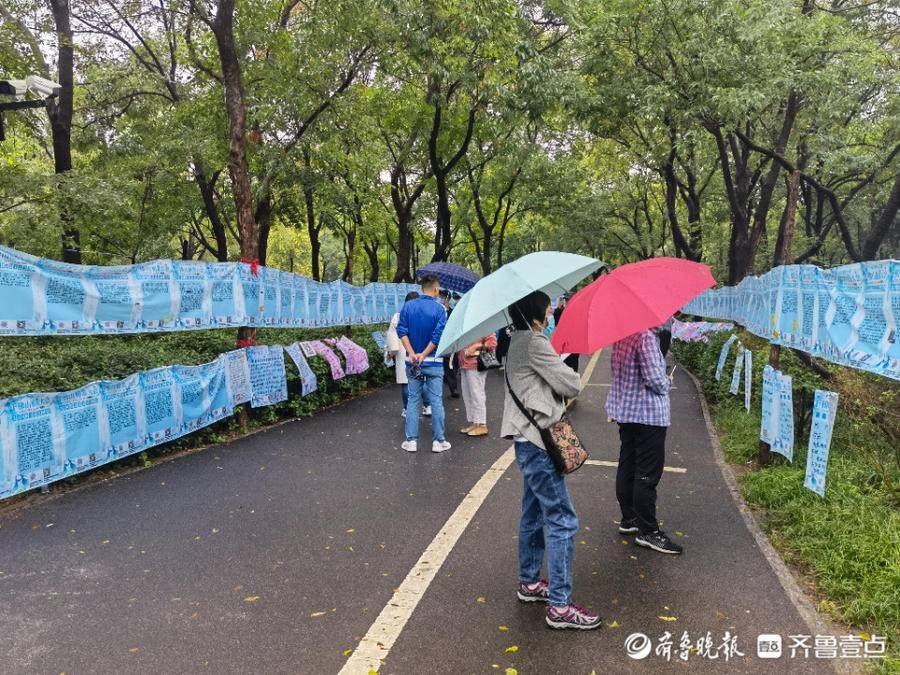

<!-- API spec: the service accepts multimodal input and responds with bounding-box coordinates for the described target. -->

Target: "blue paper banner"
[0,245,418,336]
[0,333,378,500]
[730,345,744,396]
[247,346,288,408]
[760,365,777,444]
[772,371,794,461]
[804,390,839,496]
[743,349,753,411]
[715,335,738,381]
[284,343,318,397]
[683,260,899,380]
[760,366,795,461]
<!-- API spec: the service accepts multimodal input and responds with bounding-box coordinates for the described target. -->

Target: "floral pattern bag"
[505,374,589,475]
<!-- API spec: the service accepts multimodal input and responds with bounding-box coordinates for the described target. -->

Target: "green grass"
[675,332,900,671]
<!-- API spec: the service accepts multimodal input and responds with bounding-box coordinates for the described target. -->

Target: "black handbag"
[504,374,589,475]
[477,349,500,371]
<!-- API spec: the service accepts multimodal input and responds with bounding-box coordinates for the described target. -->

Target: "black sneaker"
[618,518,640,535]
[635,530,683,555]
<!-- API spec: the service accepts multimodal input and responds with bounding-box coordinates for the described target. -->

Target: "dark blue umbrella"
[415,261,480,294]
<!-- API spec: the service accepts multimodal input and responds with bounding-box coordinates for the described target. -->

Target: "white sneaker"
[401,440,418,453]
[401,409,407,418]
[431,440,451,453]
[423,406,432,417]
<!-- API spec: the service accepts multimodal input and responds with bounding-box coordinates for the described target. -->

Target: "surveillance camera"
[25,75,61,98]
[0,79,27,99]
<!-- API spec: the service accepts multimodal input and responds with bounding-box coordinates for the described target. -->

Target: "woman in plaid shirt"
[606,328,683,555]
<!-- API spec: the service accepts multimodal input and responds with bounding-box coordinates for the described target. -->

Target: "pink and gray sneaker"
[546,603,602,630]
[516,579,549,603]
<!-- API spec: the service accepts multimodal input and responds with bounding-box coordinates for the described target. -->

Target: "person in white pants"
[458,333,497,436]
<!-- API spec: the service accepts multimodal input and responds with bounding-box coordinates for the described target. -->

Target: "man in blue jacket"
[397,274,451,453]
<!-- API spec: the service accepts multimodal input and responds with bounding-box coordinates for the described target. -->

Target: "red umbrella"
[551,257,715,354]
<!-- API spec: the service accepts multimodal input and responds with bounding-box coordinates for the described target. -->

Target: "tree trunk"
[341,219,357,282]
[393,213,413,282]
[861,171,900,260]
[47,0,79,263]
[209,0,256,343]
[302,147,321,280]
[708,125,752,283]
[427,92,478,262]
[748,91,801,273]
[363,240,380,281]
[255,191,273,266]
[193,162,228,261]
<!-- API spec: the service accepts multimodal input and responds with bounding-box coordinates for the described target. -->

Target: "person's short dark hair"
[420,274,440,291]
[404,291,420,302]
[509,290,551,330]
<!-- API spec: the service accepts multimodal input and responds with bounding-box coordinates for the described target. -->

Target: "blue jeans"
[402,383,432,410]
[405,365,445,441]
[515,440,579,607]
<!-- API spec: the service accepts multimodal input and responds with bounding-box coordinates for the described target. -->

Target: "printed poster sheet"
[730,346,744,396]
[804,390,839,496]
[715,334,738,381]
[223,349,252,406]
[247,346,288,408]
[284,343,318,397]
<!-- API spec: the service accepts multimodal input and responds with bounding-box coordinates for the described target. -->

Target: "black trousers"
[444,354,460,396]
[616,423,667,534]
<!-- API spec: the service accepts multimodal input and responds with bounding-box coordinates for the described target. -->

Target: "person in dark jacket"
[440,290,461,398]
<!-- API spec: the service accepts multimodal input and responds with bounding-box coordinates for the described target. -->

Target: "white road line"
[340,350,603,674]
[584,459,687,474]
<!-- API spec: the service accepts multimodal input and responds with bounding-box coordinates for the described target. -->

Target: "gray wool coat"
[500,329,582,450]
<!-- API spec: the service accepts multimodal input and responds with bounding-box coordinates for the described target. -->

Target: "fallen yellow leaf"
[128,647,140,653]
[244,596,259,603]
[346,529,355,533]
[476,596,486,603]
[505,669,518,675]
[658,615,678,622]
[310,611,326,617]
[504,645,518,653]
[607,620,620,628]
[498,625,509,631]
[675,531,684,537]
[342,649,353,656]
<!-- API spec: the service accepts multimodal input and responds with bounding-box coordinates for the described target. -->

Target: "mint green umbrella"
[436,251,605,356]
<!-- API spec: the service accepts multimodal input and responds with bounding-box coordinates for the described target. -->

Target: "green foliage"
[674,333,900,664]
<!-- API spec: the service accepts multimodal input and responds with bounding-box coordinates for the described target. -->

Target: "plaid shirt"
[606,330,671,427]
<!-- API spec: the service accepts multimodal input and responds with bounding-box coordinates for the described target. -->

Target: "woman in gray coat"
[502,290,601,630]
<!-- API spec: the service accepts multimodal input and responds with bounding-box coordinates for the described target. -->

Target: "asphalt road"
[0,352,834,674]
